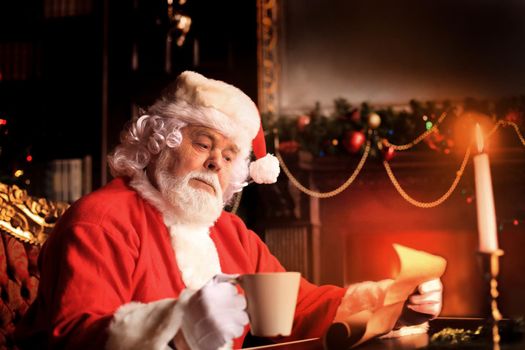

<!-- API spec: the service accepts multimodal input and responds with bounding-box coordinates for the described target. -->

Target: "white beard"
[156,169,224,227]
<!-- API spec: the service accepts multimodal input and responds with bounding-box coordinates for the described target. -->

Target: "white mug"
[238,272,301,337]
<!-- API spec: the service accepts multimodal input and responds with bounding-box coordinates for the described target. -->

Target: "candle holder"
[478,249,504,349]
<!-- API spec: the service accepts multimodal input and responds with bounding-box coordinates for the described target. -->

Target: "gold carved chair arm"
[0,183,69,246]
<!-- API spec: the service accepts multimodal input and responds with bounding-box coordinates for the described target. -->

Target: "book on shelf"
[46,156,92,203]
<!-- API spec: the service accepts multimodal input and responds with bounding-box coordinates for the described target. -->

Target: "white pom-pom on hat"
[250,154,280,184]
[249,124,280,184]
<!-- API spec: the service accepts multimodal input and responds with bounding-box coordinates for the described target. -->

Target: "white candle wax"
[473,152,499,252]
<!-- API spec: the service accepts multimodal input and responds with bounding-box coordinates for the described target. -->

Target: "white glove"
[396,278,443,327]
[180,274,249,350]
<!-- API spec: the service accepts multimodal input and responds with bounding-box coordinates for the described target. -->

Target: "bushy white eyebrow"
[190,128,240,154]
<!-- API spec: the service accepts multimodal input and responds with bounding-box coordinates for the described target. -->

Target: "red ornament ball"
[297,115,311,131]
[382,145,395,161]
[278,140,300,154]
[343,131,365,153]
[350,108,361,123]
[505,110,520,123]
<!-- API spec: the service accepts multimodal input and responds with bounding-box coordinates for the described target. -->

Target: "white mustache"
[190,172,221,196]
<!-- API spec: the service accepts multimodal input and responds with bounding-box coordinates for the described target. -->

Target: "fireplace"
[264,144,525,318]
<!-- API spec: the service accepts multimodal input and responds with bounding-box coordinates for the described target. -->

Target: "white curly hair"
[107,102,250,204]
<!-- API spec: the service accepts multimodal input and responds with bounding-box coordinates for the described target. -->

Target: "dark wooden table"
[243,317,525,349]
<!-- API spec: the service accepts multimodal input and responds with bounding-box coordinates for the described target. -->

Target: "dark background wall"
[0,0,258,195]
[3,0,525,192]
[279,0,525,112]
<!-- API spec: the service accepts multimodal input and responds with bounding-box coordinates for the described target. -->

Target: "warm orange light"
[475,123,484,153]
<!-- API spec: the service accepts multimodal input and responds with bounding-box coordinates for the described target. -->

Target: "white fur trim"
[249,154,280,184]
[169,224,221,290]
[174,71,260,155]
[130,172,223,290]
[162,101,252,160]
[105,293,194,350]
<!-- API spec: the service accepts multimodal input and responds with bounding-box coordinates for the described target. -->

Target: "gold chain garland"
[230,191,242,214]
[488,120,525,145]
[276,140,371,198]
[383,146,471,208]
[383,111,449,150]
[507,121,525,145]
[264,118,524,208]
[382,120,524,208]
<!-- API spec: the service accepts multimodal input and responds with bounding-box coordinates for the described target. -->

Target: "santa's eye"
[195,142,210,150]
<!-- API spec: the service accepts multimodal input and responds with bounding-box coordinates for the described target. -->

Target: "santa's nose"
[204,152,222,172]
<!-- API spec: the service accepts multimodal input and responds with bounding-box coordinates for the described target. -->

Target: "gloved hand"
[180,274,249,350]
[396,278,443,328]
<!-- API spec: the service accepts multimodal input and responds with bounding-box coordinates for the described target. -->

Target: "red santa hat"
[172,71,280,184]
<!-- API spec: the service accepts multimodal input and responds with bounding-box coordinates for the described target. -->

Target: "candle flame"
[475,123,484,153]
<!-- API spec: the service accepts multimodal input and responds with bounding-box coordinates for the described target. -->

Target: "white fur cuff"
[106,291,195,350]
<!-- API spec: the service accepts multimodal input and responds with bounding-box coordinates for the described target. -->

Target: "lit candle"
[473,124,499,253]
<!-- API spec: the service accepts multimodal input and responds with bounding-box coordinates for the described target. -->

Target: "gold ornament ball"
[367,113,382,129]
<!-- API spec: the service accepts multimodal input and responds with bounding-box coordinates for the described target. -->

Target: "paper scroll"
[324,244,447,349]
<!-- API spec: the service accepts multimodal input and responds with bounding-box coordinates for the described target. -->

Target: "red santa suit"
[15,176,358,349]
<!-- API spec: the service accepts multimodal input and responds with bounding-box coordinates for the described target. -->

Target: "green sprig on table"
[430,318,524,347]
[430,326,483,345]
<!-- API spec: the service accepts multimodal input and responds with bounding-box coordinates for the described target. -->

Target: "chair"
[0,183,68,349]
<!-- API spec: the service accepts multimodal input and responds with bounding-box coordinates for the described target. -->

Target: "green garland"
[265,96,525,158]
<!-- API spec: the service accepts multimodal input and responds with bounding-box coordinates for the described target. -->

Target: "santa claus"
[15,71,442,350]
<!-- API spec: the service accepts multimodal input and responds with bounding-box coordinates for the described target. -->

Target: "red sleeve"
[287,279,346,340]
[15,220,139,349]
[231,215,346,340]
